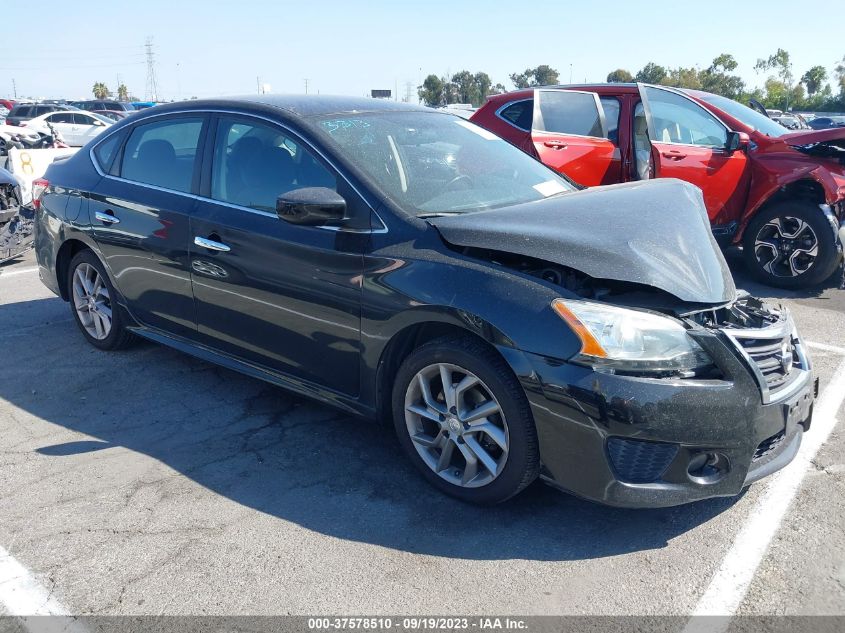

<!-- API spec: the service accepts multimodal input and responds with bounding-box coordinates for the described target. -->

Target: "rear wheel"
[392,335,539,505]
[743,200,840,288]
[68,249,133,350]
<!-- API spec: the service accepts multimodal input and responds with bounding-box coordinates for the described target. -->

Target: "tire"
[743,199,840,288]
[68,249,134,350]
[392,335,540,505]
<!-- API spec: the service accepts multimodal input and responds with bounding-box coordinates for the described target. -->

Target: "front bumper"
[516,327,815,508]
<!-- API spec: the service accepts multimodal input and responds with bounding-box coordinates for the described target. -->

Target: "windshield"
[313,111,575,216]
[696,93,789,138]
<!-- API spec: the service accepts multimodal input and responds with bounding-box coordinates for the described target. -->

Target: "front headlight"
[552,299,712,375]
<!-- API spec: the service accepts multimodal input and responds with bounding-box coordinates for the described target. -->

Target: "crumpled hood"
[781,127,845,145]
[430,179,736,305]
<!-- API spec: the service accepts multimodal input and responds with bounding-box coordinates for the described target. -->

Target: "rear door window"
[74,113,97,125]
[120,117,204,193]
[535,90,605,138]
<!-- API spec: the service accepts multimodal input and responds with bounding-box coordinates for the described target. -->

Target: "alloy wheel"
[403,363,509,488]
[753,216,819,278]
[72,263,112,340]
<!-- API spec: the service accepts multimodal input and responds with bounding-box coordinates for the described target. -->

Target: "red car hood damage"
[781,127,845,145]
[775,127,845,164]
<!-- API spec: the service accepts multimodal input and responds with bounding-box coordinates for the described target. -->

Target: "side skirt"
[128,326,374,419]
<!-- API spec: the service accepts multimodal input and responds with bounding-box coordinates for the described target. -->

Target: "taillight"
[32,178,49,209]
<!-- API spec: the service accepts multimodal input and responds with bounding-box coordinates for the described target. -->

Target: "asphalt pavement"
[0,248,843,619]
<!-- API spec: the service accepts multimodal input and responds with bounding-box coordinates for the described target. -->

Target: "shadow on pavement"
[1,296,745,562]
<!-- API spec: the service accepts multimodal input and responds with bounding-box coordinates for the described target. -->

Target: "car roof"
[148,95,431,119]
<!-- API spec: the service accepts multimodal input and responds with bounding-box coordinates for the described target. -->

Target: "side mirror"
[276,187,347,226]
[725,131,750,153]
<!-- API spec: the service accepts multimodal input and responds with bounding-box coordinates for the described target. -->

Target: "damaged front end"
[0,167,33,264]
[430,179,815,505]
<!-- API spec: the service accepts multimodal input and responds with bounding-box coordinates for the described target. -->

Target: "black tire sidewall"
[743,200,840,288]
[391,337,539,505]
[68,250,127,350]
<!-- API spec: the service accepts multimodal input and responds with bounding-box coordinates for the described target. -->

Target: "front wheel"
[743,200,840,288]
[392,335,540,505]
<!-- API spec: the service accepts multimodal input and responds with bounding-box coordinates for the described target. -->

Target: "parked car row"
[470,83,845,289]
[31,95,817,508]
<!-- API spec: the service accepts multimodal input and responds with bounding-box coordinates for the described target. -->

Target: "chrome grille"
[736,335,797,391]
[722,314,809,404]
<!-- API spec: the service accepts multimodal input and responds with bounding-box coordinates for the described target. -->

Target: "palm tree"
[92,82,109,99]
[117,84,129,102]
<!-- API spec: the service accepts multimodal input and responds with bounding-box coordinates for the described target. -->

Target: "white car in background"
[22,110,112,146]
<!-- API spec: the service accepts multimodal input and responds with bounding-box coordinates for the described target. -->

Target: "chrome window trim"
[494,99,533,132]
[89,107,388,234]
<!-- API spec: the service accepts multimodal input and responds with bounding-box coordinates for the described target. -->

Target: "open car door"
[637,84,750,225]
[530,89,621,187]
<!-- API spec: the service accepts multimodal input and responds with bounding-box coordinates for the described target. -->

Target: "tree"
[117,84,129,101]
[533,65,559,86]
[664,66,702,90]
[606,69,633,83]
[700,54,745,99]
[451,70,479,105]
[634,62,667,84]
[755,49,793,109]
[800,66,827,96]
[833,56,845,93]
[92,82,109,99]
[417,74,445,107]
[709,53,738,73]
[474,72,492,104]
[509,65,559,88]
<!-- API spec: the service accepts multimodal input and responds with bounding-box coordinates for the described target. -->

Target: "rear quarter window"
[497,100,533,131]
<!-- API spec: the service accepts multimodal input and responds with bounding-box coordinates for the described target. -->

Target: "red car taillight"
[32,178,49,209]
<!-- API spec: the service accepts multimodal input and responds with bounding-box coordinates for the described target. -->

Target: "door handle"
[94,210,120,224]
[194,236,231,252]
[661,151,687,160]
[544,140,568,149]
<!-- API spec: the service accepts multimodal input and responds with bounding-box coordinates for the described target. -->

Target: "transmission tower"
[144,37,159,102]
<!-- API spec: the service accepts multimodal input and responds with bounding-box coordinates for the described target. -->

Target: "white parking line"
[806,340,845,356]
[0,266,39,279]
[0,544,69,616]
[684,356,845,633]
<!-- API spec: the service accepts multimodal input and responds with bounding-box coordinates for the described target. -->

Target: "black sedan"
[33,96,815,506]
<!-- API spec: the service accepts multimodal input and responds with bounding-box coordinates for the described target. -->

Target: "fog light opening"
[687,452,730,484]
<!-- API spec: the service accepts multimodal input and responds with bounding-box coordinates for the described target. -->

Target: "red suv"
[471,84,845,288]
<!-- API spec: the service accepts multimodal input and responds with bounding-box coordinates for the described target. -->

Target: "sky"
[2,0,843,102]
